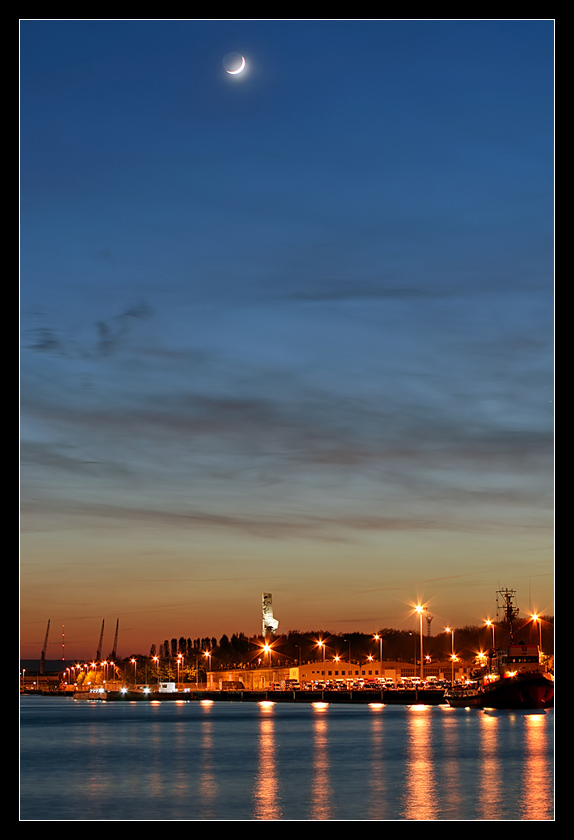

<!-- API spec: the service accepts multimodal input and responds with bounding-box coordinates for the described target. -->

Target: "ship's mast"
[496,588,519,643]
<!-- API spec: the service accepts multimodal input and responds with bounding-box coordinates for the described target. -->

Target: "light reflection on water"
[366,706,385,820]
[402,706,437,820]
[198,705,217,820]
[310,708,332,820]
[254,705,280,820]
[520,713,554,821]
[20,697,554,821]
[478,711,504,819]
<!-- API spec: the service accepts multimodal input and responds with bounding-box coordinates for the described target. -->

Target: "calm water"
[20,695,554,821]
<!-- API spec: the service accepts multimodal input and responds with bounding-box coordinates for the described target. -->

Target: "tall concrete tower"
[262,593,279,638]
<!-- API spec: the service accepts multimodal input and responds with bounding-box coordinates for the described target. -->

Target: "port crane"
[40,619,50,675]
[96,619,105,662]
[111,619,119,661]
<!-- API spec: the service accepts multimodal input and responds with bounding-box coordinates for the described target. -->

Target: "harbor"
[23,590,554,711]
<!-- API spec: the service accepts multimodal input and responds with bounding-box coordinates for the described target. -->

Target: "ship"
[446,588,554,710]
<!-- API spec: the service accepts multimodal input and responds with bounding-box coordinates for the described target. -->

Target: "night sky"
[20,20,554,660]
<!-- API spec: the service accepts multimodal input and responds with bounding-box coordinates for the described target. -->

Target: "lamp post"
[343,638,354,683]
[446,628,455,685]
[485,620,496,674]
[531,614,543,652]
[131,658,137,687]
[485,619,495,650]
[203,651,211,689]
[374,633,383,678]
[415,605,425,681]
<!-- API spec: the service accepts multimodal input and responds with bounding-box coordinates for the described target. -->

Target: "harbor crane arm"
[40,619,50,675]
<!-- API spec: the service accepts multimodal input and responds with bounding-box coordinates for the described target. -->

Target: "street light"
[531,614,543,652]
[415,605,425,681]
[485,619,496,650]
[484,620,496,674]
[131,658,137,687]
[317,640,326,662]
[445,628,455,685]
[203,650,212,689]
[374,634,383,677]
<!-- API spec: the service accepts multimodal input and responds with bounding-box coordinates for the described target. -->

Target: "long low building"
[206,659,471,691]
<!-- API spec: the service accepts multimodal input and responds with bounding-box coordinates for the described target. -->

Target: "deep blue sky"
[20,20,554,659]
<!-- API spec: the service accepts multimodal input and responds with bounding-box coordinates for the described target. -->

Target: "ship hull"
[447,672,553,710]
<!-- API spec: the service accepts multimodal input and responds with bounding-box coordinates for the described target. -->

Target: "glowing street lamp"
[131,658,137,686]
[485,619,496,650]
[445,628,455,684]
[374,634,383,668]
[317,640,326,662]
[415,605,425,680]
[153,655,160,687]
[531,614,543,652]
[203,650,212,688]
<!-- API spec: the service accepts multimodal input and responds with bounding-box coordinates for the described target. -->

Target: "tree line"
[125,615,553,672]
[72,615,552,687]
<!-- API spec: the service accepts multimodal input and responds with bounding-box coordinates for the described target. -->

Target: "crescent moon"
[226,55,245,75]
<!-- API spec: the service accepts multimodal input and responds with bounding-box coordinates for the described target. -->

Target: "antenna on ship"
[496,588,519,643]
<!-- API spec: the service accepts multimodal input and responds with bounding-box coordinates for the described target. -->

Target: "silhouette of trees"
[123,615,552,670]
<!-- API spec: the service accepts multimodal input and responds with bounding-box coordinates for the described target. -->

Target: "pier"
[79,687,448,705]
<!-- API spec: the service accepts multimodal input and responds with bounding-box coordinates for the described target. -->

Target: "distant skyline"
[21,20,554,660]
